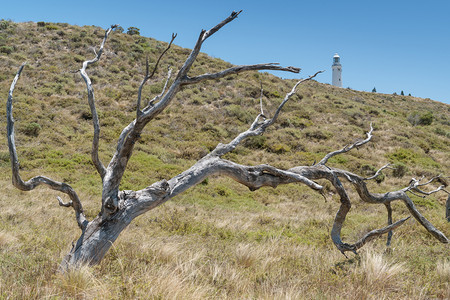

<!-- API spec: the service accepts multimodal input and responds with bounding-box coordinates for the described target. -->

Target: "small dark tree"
[372,87,377,93]
[126,26,140,36]
[401,90,404,96]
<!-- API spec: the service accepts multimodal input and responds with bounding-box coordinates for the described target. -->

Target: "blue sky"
[3,0,450,104]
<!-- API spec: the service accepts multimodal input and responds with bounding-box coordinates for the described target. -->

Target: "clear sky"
[3,0,450,104]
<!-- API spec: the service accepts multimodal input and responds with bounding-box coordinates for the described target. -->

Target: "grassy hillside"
[0,20,449,299]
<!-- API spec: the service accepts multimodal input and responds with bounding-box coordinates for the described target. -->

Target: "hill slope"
[0,20,449,298]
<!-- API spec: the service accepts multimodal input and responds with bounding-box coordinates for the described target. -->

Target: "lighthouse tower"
[332,53,342,87]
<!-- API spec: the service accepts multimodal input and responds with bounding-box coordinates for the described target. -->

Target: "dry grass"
[0,180,448,299]
[349,249,407,299]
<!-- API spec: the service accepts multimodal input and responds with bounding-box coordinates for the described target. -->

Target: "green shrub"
[37,21,46,27]
[225,104,254,123]
[131,44,144,53]
[73,54,85,63]
[45,24,59,31]
[419,112,433,125]
[201,123,227,138]
[304,129,332,140]
[244,136,267,149]
[127,26,140,35]
[386,148,439,169]
[434,127,446,136]
[0,19,10,30]
[108,65,121,74]
[23,122,41,137]
[392,162,407,178]
[214,185,231,197]
[407,111,433,126]
[0,46,13,54]
[268,143,291,154]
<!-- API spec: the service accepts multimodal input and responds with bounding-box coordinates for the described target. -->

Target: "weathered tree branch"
[384,203,394,246]
[211,71,324,158]
[287,124,449,254]
[446,195,450,222]
[79,24,117,179]
[7,64,87,230]
[406,176,449,196]
[318,123,373,166]
[143,67,173,111]
[137,33,176,117]
[363,163,393,181]
[181,63,300,85]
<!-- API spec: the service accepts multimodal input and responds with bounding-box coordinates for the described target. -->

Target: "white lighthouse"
[332,53,342,87]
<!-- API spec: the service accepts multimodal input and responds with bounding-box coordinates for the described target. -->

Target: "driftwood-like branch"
[446,195,450,222]
[7,64,87,230]
[406,176,449,197]
[384,203,394,246]
[318,123,373,166]
[134,72,325,212]
[181,63,300,85]
[79,24,117,179]
[287,123,449,254]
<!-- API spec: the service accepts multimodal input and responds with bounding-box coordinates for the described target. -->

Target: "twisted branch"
[7,64,87,230]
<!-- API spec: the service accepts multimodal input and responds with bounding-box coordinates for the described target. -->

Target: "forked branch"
[79,24,117,179]
[137,33,176,117]
[211,71,323,157]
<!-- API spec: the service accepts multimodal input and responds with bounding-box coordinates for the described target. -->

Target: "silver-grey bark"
[6,12,449,269]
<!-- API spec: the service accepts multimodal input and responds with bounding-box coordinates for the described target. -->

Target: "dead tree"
[6,12,448,269]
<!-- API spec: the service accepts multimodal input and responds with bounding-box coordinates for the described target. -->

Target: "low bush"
[0,45,13,54]
[23,122,41,137]
[407,111,433,126]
